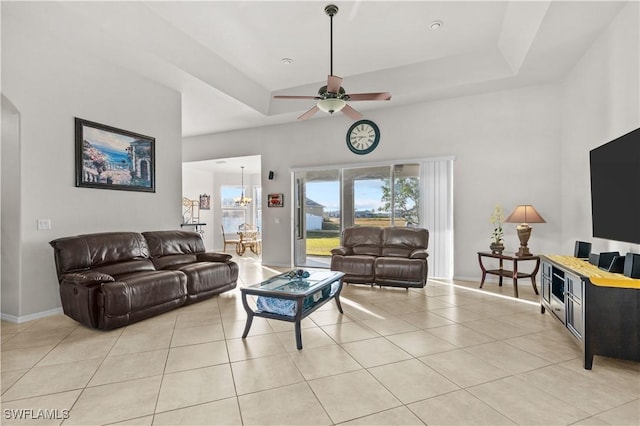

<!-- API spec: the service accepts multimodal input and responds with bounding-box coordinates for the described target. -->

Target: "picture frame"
[75,118,155,192]
[268,193,284,207]
[199,194,211,210]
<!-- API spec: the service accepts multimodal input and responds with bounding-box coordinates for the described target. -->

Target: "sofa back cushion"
[142,230,206,257]
[381,227,429,258]
[49,232,151,278]
[343,226,382,256]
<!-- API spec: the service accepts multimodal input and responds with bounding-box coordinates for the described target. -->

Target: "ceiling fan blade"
[347,92,392,101]
[341,104,363,121]
[327,75,342,93]
[274,95,318,100]
[298,106,320,120]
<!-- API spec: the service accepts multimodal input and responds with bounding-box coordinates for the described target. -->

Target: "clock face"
[346,120,380,155]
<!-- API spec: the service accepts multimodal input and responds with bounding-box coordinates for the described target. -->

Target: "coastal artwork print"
[75,118,155,192]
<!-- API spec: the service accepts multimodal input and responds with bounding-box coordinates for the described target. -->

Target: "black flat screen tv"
[589,127,640,244]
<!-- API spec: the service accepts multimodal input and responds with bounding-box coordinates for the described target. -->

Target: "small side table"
[477,251,540,298]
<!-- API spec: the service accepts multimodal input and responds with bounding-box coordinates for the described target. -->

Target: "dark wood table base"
[478,251,540,298]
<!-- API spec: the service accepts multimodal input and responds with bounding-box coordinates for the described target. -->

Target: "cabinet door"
[566,274,584,340]
[541,261,552,304]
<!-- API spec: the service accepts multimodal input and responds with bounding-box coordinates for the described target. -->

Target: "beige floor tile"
[106,415,153,425]
[419,349,510,388]
[226,333,286,362]
[61,325,124,344]
[1,345,54,372]
[170,322,225,347]
[156,365,235,412]
[2,359,101,401]
[65,376,162,425]
[1,328,74,352]
[0,389,80,426]
[165,340,228,373]
[310,308,354,326]
[493,311,557,332]
[432,292,492,307]
[396,311,455,329]
[289,344,361,380]
[153,397,242,425]
[89,349,168,386]
[36,336,117,366]
[517,364,637,415]
[505,331,582,363]
[275,327,336,352]
[308,369,401,424]
[468,375,589,425]
[238,382,331,425]
[430,306,493,323]
[174,310,221,330]
[360,317,419,336]
[591,399,640,425]
[109,329,173,356]
[407,389,516,425]
[425,324,495,348]
[1,321,34,334]
[369,358,459,404]
[321,321,379,343]
[386,330,456,357]
[26,315,80,331]
[1,369,27,394]
[341,337,412,368]
[231,354,304,395]
[121,311,178,333]
[558,357,640,397]
[340,406,424,425]
[223,317,274,339]
[462,341,551,374]
[462,318,532,340]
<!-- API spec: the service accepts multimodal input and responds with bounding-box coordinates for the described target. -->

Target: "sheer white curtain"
[422,158,454,279]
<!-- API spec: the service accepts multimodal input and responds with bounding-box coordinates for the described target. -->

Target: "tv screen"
[589,127,640,244]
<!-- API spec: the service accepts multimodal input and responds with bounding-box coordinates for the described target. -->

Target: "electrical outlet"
[274,217,280,224]
[37,219,51,230]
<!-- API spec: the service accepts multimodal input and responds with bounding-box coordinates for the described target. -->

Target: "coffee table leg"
[334,279,344,314]
[295,320,303,350]
[240,292,254,339]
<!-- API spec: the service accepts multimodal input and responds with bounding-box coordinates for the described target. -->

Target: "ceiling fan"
[274,4,392,121]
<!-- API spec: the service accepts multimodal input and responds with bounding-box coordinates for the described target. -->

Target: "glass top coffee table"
[240,270,345,350]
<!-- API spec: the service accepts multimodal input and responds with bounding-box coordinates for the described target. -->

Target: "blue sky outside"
[307,179,386,212]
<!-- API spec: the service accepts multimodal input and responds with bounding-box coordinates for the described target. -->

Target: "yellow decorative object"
[547,255,640,289]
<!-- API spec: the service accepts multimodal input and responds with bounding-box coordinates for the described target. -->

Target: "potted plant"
[489,205,505,253]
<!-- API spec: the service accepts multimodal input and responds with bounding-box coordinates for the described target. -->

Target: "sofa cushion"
[331,254,376,283]
[93,259,156,278]
[165,262,237,296]
[143,230,205,257]
[374,257,427,283]
[343,226,382,256]
[50,232,150,278]
[381,227,429,258]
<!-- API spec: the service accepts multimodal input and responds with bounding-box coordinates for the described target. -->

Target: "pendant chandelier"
[234,166,252,206]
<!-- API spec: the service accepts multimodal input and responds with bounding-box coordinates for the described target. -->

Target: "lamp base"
[515,246,533,257]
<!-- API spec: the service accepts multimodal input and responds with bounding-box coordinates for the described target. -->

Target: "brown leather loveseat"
[330,226,429,288]
[49,230,238,329]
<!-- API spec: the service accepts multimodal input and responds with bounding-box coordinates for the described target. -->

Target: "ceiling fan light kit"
[274,4,391,121]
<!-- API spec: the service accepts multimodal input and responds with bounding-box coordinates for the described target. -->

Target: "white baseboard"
[0,307,63,324]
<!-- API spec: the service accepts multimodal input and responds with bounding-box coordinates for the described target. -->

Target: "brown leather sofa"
[49,230,238,329]
[330,226,429,288]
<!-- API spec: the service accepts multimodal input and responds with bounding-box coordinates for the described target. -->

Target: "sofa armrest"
[331,247,351,256]
[61,271,115,285]
[409,249,429,259]
[197,252,233,263]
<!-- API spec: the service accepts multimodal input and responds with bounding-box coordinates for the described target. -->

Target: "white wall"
[1,5,183,320]
[560,1,640,255]
[184,83,563,278]
[182,167,215,249]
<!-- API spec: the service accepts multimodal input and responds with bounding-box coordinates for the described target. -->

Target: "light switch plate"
[37,219,51,230]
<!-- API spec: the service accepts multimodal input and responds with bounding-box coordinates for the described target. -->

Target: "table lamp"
[505,205,545,257]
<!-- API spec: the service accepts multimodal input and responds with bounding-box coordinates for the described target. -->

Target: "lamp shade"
[505,205,546,224]
[317,98,346,114]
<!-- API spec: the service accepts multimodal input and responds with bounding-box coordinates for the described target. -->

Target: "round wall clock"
[346,119,380,155]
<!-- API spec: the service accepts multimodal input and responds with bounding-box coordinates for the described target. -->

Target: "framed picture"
[199,194,211,210]
[268,193,284,207]
[75,118,155,192]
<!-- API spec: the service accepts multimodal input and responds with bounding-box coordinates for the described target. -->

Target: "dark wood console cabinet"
[540,255,640,369]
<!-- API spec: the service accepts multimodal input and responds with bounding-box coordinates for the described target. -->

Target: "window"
[221,185,245,232]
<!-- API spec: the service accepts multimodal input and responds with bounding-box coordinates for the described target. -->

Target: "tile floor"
[1,255,639,425]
